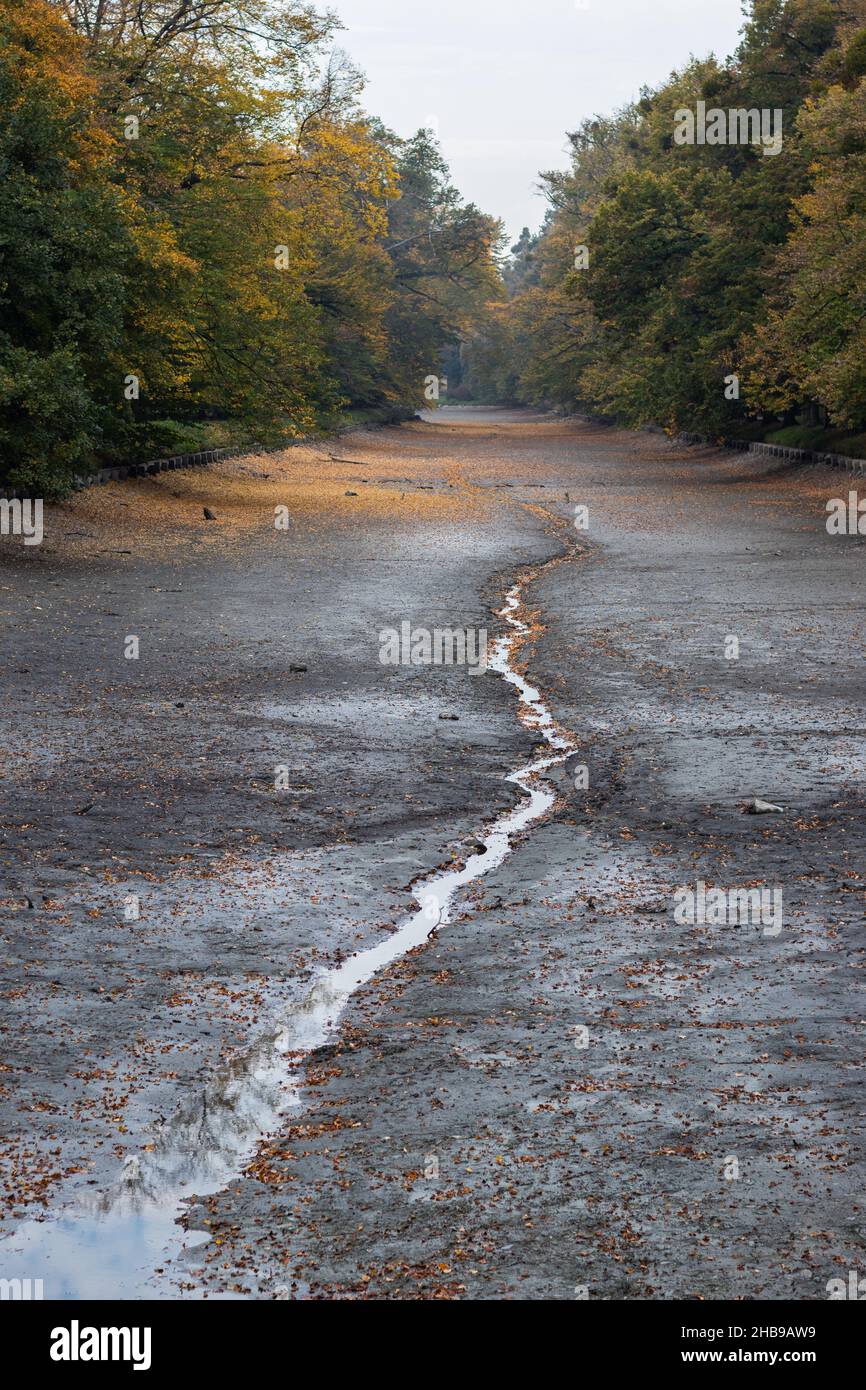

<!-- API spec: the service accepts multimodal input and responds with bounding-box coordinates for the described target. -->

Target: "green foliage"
[746,72,866,428]
[0,1,501,493]
[764,425,866,457]
[0,0,133,491]
[381,130,504,408]
[843,28,866,80]
[464,0,866,445]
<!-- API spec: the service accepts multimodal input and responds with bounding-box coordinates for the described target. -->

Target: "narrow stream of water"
[1,575,577,1298]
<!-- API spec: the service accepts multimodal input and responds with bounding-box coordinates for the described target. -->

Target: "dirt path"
[1,408,864,1299]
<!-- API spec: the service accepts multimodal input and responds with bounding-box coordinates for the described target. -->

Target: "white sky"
[332,0,747,243]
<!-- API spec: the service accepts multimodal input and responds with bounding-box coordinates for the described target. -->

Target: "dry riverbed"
[1,408,863,1299]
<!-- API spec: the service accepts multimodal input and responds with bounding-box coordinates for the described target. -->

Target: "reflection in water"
[1,581,578,1298]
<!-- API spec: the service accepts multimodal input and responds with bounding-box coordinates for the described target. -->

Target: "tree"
[0,0,135,492]
[746,67,866,426]
[2,3,503,489]
[467,0,866,442]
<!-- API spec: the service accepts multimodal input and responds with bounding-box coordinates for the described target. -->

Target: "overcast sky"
[332,0,747,243]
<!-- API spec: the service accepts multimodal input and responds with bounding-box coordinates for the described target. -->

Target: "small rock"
[345,491,358,497]
[289,664,308,674]
[439,713,459,721]
[203,507,217,520]
[747,798,785,814]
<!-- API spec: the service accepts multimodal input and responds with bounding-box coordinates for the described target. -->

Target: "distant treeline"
[462,0,866,455]
[0,1,501,494]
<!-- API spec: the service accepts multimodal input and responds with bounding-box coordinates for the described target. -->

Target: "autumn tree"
[2,2,503,489]
[465,0,866,444]
[0,0,136,492]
